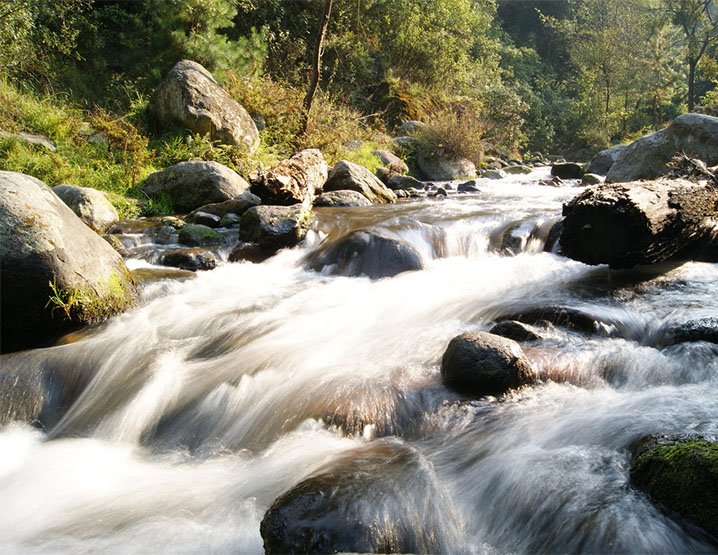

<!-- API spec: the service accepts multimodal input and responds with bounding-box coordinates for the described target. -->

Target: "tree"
[300,0,333,135]
[663,0,718,110]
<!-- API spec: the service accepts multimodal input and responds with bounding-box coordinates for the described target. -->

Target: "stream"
[1,168,717,553]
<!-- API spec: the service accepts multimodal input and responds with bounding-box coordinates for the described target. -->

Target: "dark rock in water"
[630,435,718,538]
[551,162,583,179]
[260,439,458,555]
[457,180,480,193]
[249,149,328,206]
[187,191,261,221]
[387,174,423,190]
[188,211,221,228]
[240,205,315,251]
[1,171,137,353]
[305,228,423,279]
[489,321,542,342]
[543,220,564,254]
[499,306,599,334]
[431,187,448,197]
[142,161,249,213]
[314,190,372,207]
[159,249,217,272]
[228,241,270,263]
[538,176,565,187]
[218,213,241,227]
[440,331,536,397]
[504,165,533,175]
[581,173,602,185]
[586,144,627,176]
[178,224,224,247]
[669,318,718,345]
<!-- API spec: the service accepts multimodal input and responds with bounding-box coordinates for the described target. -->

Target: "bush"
[414,104,486,166]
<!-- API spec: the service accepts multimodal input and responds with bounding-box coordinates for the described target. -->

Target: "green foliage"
[414,104,487,166]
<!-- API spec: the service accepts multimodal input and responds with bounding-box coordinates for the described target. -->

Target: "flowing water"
[1,168,717,554]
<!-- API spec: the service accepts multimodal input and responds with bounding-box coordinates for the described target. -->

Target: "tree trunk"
[559,179,718,268]
[688,59,696,111]
[300,0,333,135]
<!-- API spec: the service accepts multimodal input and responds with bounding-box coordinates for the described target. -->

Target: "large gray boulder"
[313,190,372,207]
[586,144,627,176]
[150,60,259,152]
[606,114,718,183]
[305,228,424,279]
[186,190,261,221]
[372,149,409,174]
[239,205,315,251]
[417,151,476,180]
[249,149,328,206]
[323,160,396,203]
[142,161,249,213]
[440,331,536,397]
[52,184,119,233]
[0,172,137,353]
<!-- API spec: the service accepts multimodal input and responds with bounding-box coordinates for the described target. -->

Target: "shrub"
[414,104,486,166]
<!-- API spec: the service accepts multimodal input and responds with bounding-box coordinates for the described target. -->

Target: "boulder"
[457,180,480,193]
[249,149,328,206]
[392,136,419,149]
[630,435,718,538]
[178,224,224,246]
[606,114,718,183]
[228,241,269,263]
[314,190,372,207]
[668,317,718,345]
[159,249,217,271]
[440,331,536,397]
[186,190,261,221]
[260,439,456,555]
[581,173,602,185]
[150,60,259,152]
[0,172,137,353]
[504,165,533,175]
[498,306,600,334]
[372,149,408,174]
[560,179,718,268]
[387,174,423,190]
[489,321,542,342]
[187,211,220,227]
[586,144,628,176]
[551,162,583,179]
[481,169,506,180]
[219,213,241,227]
[305,228,423,279]
[323,160,396,204]
[398,120,425,135]
[52,184,119,233]
[417,151,476,180]
[239,205,315,251]
[0,129,56,152]
[141,161,249,213]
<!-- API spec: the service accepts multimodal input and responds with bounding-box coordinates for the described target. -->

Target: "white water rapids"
[1,168,717,553]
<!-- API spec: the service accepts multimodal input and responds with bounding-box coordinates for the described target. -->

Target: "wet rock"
[150,60,259,151]
[314,190,372,207]
[538,176,565,187]
[52,184,119,233]
[606,114,718,183]
[219,213,241,227]
[431,187,448,197]
[188,211,221,228]
[187,190,261,221]
[669,317,718,345]
[543,220,564,254]
[551,162,583,179]
[240,205,315,251]
[372,149,408,174]
[249,149,328,206]
[0,171,137,353]
[498,306,599,334]
[457,180,480,193]
[417,151,476,180]
[440,331,536,397]
[481,169,506,180]
[489,321,542,342]
[630,435,718,538]
[504,165,533,175]
[586,144,627,176]
[178,224,224,246]
[305,228,423,279]
[228,241,270,263]
[323,160,396,204]
[260,439,457,555]
[159,249,217,271]
[142,161,249,213]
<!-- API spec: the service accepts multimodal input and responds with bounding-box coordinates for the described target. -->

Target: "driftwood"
[559,178,718,268]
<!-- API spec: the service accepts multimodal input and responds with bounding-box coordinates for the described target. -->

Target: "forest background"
[1,0,716,217]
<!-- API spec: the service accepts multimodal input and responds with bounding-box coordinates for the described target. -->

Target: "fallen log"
[559,178,718,268]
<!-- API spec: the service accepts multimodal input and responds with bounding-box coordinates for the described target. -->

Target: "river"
[1,168,716,553]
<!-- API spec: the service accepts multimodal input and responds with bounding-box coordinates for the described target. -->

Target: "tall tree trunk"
[300,0,333,135]
[688,58,696,111]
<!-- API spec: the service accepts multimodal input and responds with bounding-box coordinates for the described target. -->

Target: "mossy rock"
[581,173,602,185]
[178,224,224,246]
[503,165,533,175]
[630,435,718,538]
